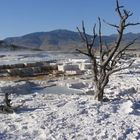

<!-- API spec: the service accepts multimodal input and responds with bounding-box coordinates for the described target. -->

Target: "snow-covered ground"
[0,51,86,65]
[0,54,140,140]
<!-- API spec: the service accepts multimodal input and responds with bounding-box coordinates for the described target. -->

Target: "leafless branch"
[123,10,133,17]
[89,24,97,52]
[108,60,135,75]
[113,38,137,62]
[76,27,86,42]
[125,22,140,27]
[75,49,90,57]
[103,19,119,28]
[115,0,123,18]
[98,17,104,63]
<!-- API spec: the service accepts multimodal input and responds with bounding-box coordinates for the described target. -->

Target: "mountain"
[4,30,140,51]
[4,30,85,51]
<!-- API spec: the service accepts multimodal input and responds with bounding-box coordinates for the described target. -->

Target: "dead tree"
[4,93,12,108]
[0,93,14,113]
[0,93,25,114]
[77,0,140,101]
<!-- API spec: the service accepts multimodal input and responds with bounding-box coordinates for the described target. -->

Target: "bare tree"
[0,93,25,114]
[76,0,140,101]
[4,93,12,108]
[0,93,14,113]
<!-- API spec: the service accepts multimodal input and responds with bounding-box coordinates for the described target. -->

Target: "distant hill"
[3,29,140,51]
[4,30,85,51]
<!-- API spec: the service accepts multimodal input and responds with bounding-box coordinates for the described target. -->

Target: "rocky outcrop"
[0,61,57,77]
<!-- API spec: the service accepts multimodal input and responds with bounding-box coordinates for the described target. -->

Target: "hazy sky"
[0,0,140,39]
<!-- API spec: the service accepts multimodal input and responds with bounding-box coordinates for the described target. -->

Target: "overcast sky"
[0,0,140,39]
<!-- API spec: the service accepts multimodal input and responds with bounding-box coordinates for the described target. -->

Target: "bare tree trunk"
[94,78,108,101]
[95,86,104,101]
[97,89,104,101]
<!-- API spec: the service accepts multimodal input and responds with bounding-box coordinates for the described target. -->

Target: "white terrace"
[57,58,92,75]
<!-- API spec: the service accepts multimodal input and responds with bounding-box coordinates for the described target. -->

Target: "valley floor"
[0,55,140,140]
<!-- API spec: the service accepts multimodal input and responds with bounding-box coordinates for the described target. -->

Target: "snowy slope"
[0,58,140,140]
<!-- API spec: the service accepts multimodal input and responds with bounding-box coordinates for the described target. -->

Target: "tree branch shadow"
[15,107,38,114]
[0,80,45,95]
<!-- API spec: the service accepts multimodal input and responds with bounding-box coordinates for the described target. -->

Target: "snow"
[0,51,87,65]
[0,54,140,139]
